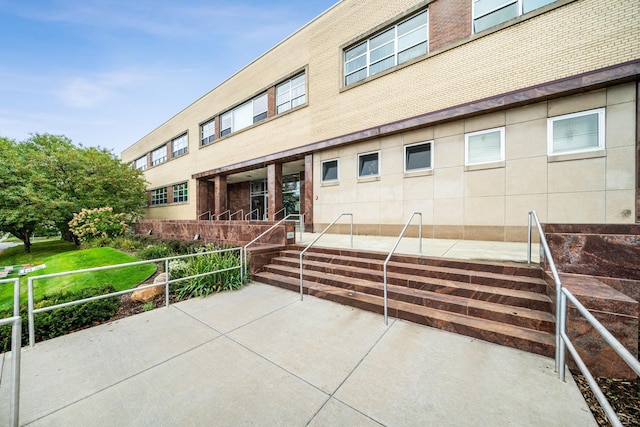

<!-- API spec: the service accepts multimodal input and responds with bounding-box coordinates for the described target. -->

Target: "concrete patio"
[1,282,595,426]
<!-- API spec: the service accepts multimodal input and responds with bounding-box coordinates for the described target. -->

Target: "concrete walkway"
[1,282,594,426]
[296,232,541,263]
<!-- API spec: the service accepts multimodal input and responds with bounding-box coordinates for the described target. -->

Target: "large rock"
[131,272,168,303]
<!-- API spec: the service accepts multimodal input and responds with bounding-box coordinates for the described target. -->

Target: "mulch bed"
[108,292,179,322]
[574,374,640,426]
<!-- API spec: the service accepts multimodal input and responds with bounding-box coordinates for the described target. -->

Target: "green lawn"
[0,241,156,311]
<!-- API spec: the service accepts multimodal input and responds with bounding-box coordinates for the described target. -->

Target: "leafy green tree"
[0,134,147,252]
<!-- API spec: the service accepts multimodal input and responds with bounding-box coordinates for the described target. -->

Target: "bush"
[69,207,131,242]
[170,245,247,300]
[0,284,121,351]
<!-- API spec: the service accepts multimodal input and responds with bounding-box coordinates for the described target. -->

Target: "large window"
[135,156,147,171]
[548,109,605,155]
[358,151,380,178]
[465,127,505,166]
[276,73,306,114]
[344,10,428,86]
[151,146,167,166]
[151,187,167,205]
[404,141,433,172]
[220,93,268,137]
[172,134,188,157]
[321,159,339,182]
[472,0,556,33]
[201,119,215,146]
[173,182,188,203]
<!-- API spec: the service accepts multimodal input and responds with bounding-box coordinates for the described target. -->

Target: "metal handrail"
[527,210,640,427]
[197,211,212,221]
[216,210,230,220]
[382,212,422,325]
[286,213,306,242]
[1,277,22,427]
[243,214,299,277]
[273,208,286,221]
[244,209,259,221]
[27,248,243,347]
[299,213,353,301]
[229,209,244,221]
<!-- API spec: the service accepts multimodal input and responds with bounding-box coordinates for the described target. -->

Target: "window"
[465,127,505,165]
[472,0,556,33]
[220,92,268,137]
[201,119,215,146]
[358,152,380,178]
[277,73,306,114]
[172,134,188,157]
[548,108,605,155]
[344,10,428,86]
[404,141,433,172]
[173,182,188,203]
[151,187,167,205]
[135,156,147,171]
[321,159,339,182]
[151,146,167,166]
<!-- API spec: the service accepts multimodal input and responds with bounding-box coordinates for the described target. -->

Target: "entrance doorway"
[250,179,267,220]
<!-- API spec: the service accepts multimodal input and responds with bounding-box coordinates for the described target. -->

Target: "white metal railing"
[273,208,286,221]
[287,213,305,242]
[243,214,300,277]
[197,211,212,221]
[527,210,640,427]
[299,213,353,301]
[27,248,243,347]
[215,210,230,221]
[244,209,259,221]
[1,278,21,427]
[383,212,422,325]
[229,209,244,221]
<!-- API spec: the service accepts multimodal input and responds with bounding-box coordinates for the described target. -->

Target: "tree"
[0,134,148,252]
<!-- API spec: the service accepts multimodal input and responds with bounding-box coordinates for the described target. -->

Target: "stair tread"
[279,251,545,285]
[255,271,554,346]
[267,261,551,303]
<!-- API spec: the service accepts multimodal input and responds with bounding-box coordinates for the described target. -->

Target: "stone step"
[281,249,546,293]
[267,260,551,312]
[262,263,553,330]
[254,271,555,357]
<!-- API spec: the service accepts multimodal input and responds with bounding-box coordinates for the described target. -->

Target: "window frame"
[464,127,505,166]
[276,72,306,114]
[344,9,429,87]
[172,182,189,203]
[547,108,605,156]
[201,119,215,146]
[472,0,556,34]
[151,187,167,206]
[134,156,147,171]
[357,151,381,179]
[151,145,167,166]
[220,92,268,137]
[171,133,188,158]
[404,141,434,173]
[321,159,339,183]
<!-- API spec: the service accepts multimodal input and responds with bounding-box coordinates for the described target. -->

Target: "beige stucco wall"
[123,0,639,225]
[313,84,637,240]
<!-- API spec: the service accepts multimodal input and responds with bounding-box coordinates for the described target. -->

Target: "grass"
[0,240,156,311]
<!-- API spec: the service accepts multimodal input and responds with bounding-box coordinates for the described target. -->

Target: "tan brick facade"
[123,0,640,239]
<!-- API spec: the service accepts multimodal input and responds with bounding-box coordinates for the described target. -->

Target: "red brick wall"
[429,0,471,52]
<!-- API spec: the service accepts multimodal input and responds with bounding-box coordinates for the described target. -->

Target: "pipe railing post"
[527,212,532,264]
[558,291,568,381]
[28,277,35,347]
[165,258,170,308]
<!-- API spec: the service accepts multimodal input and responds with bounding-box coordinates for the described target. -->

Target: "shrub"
[0,284,121,351]
[171,245,247,300]
[137,244,175,260]
[69,207,131,242]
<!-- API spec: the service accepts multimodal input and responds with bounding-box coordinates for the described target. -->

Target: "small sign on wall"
[286,232,295,239]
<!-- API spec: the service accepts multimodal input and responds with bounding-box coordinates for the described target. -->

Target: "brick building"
[122,0,640,242]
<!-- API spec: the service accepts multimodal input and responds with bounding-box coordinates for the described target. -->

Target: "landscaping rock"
[131,272,168,303]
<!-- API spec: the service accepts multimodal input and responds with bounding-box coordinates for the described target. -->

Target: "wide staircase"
[254,245,555,357]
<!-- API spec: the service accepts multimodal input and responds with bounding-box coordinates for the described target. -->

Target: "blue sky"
[0,0,337,155]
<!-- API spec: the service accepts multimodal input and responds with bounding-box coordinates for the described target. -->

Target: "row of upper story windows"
[321,108,605,181]
[149,182,189,206]
[344,0,558,86]
[133,72,307,171]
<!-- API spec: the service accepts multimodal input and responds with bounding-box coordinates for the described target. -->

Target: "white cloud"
[54,69,145,109]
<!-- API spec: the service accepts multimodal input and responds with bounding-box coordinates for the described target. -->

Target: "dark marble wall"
[135,219,295,247]
[229,182,250,218]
